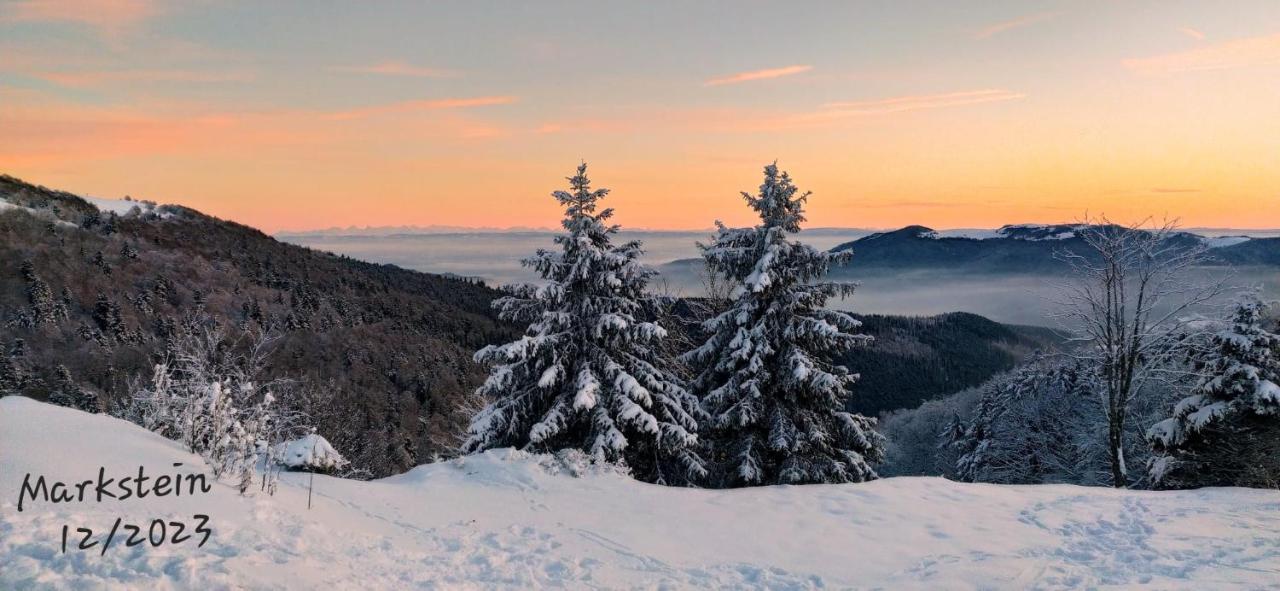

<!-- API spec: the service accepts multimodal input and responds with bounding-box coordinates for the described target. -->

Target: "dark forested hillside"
[0,174,515,477]
[842,312,1061,415]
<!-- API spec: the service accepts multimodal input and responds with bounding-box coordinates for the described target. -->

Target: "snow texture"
[0,197,77,227]
[82,196,160,217]
[4,397,1280,590]
[275,434,349,471]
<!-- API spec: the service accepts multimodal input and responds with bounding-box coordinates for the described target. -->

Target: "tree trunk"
[1108,422,1126,487]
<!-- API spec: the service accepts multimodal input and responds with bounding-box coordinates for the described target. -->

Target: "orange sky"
[2,1,1278,232]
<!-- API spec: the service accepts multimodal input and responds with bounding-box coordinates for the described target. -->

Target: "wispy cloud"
[33,69,254,88]
[1178,27,1206,41]
[821,89,1026,115]
[0,0,156,34]
[330,61,457,78]
[973,11,1064,40]
[323,96,519,120]
[1124,32,1280,75]
[1151,187,1201,194]
[704,64,812,87]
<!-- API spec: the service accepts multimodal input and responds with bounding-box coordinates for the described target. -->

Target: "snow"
[0,197,77,227]
[274,434,348,471]
[997,224,1081,241]
[82,196,157,217]
[4,396,1280,589]
[1203,235,1251,249]
[936,228,1002,240]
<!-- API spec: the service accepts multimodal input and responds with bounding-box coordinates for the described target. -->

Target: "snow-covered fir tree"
[1147,295,1280,488]
[683,163,884,487]
[464,163,705,484]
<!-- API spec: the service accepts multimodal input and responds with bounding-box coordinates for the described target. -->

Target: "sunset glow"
[2,1,1278,232]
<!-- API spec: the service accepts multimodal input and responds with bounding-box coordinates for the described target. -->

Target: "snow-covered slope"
[3,397,1279,590]
[81,196,161,217]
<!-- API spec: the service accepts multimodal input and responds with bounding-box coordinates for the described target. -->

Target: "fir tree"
[1148,295,1280,488]
[464,163,705,484]
[20,260,66,325]
[47,365,79,406]
[683,163,884,486]
[0,355,24,396]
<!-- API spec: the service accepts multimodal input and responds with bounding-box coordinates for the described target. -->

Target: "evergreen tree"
[464,163,705,484]
[0,355,24,396]
[683,163,884,486]
[20,260,66,325]
[1148,295,1280,488]
[48,365,80,409]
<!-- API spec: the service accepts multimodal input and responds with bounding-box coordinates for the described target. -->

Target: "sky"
[2,0,1279,232]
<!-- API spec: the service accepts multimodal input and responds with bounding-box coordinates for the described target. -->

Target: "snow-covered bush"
[1147,295,1280,488]
[464,163,705,485]
[683,163,884,487]
[121,323,317,492]
[947,357,1110,485]
[275,432,350,473]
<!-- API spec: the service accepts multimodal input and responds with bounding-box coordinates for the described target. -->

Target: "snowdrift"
[2,397,1279,589]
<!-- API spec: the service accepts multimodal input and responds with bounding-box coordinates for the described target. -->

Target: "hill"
[843,312,1061,416]
[0,174,514,478]
[4,396,1278,589]
[826,224,1278,274]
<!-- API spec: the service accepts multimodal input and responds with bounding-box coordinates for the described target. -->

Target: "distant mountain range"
[826,224,1280,272]
[656,224,1280,277]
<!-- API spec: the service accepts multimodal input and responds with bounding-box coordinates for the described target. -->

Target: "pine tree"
[464,163,705,484]
[1148,295,1280,487]
[683,163,884,486]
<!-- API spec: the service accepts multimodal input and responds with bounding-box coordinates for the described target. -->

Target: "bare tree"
[1052,216,1228,487]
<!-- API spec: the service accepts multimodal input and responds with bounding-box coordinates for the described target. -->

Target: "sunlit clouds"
[1178,27,1207,41]
[321,96,520,121]
[0,0,156,33]
[1,2,1278,232]
[821,90,1026,116]
[973,11,1064,40]
[1124,32,1280,74]
[704,65,813,87]
[330,61,457,78]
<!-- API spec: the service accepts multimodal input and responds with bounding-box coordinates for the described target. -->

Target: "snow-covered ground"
[81,196,160,217]
[2,397,1279,590]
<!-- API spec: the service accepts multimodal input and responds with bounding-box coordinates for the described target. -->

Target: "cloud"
[1150,188,1201,194]
[820,89,1026,116]
[973,11,1064,40]
[32,69,254,88]
[322,96,519,120]
[0,0,156,33]
[1178,27,1206,41]
[1124,33,1280,75]
[330,61,457,78]
[704,65,812,87]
